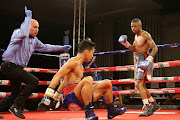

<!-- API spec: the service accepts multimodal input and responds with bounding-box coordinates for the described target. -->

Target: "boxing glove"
[118,35,130,48]
[138,56,154,71]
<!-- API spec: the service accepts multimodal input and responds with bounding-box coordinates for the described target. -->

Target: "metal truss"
[73,0,86,56]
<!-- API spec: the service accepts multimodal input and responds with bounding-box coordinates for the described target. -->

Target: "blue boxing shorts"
[63,83,83,111]
[135,53,154,80]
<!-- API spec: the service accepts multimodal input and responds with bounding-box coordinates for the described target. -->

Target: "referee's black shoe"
[0,116,4,119]
[9,103,25,119]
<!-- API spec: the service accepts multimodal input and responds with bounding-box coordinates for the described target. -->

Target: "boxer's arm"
[128,41,136,52]
[118,35,136,52]
[142,32,158,63]
[52,81,64,101]
[57,81,64,94]
[145,33,158,58]
[138,33,158,70]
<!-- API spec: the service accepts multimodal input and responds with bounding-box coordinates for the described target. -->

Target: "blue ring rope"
[0,43,179,57]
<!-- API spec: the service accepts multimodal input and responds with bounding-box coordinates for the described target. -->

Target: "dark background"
[0,0,180,105]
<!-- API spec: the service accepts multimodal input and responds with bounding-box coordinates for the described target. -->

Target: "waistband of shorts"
[64,83,78,96]
[136,52,148,55]
[64,83,78,88]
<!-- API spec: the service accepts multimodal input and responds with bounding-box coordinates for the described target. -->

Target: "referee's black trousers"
[0,61,39,111]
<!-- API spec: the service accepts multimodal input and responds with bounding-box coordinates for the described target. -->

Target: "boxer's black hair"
[78,39,96,53]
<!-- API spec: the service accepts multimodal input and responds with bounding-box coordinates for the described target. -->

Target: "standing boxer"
[118,18,161,116]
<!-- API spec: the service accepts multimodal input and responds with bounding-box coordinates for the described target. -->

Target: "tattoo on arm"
[145,33,158,58]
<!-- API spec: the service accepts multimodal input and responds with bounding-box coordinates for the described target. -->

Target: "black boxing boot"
[84,102,98,120]
[107,102,127,119]
[150,101,161,113]
[139,104,153,117]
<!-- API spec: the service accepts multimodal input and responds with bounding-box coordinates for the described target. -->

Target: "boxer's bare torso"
[133,30,150,54]
[63,57,84,87]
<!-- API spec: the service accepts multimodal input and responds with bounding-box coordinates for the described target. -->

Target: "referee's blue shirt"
[2,17,67,68]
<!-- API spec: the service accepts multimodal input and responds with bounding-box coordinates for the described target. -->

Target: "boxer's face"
[85,48,95,62]
[131,22,141,34]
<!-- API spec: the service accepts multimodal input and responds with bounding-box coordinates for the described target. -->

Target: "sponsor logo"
[68,103,82,111]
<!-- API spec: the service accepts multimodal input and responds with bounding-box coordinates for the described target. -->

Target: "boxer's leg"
[92,80,127,119]
[146,61,161,113]
[73,76,98,120]
[135,53,152,117]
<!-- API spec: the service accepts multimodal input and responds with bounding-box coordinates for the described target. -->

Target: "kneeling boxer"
[38,39,127,120]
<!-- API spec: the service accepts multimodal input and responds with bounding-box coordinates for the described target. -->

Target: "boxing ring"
[0,43,180,120]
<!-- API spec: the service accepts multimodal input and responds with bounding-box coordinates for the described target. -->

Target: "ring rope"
[0,43,179,58]
[0,80,51,86]
[0,60,179,74]
[96,76,180,85]
[113,88,180,95]
[24,67,58,74]
[1,88,180,99]
[0,67,59,74]
[0,92,44,99]
[1,76,180,86]
[0,49,60,58]
[84,60,180,73]
[93,43,180,56]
